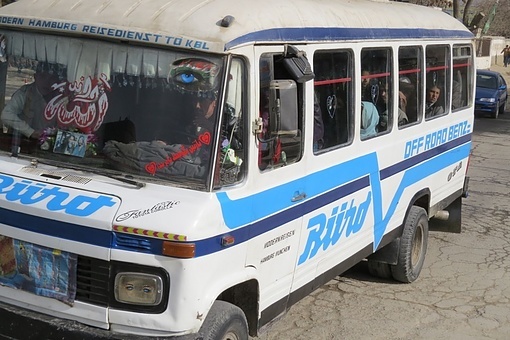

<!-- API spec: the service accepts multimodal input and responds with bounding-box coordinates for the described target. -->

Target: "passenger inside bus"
[399,76,418,124]
[101,58,222,178]
[313,91,324,152]
[379,83,408,131]
[425,84,444,118]
[1,62,62,140]
[452,70,464,109]
[361,70,376,102]
[360,101,379,139]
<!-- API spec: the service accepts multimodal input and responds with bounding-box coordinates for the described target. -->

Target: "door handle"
[291,191,307,202]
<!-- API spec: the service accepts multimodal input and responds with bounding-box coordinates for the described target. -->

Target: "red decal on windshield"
[145,132,211,175]
[44,73,111,133]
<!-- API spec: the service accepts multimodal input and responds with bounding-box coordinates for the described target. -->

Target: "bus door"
[244,46,312,317]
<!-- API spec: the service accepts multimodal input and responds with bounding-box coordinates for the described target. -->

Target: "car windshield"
[477,74,498,89]
[0,30,245,190]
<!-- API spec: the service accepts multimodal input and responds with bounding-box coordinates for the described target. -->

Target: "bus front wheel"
[391,206,429,283]
[199,300,249,340]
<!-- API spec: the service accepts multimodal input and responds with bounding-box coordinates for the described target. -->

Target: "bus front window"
[0,31,227,189]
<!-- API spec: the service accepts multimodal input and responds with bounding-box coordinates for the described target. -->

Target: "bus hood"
[0,166,223,255]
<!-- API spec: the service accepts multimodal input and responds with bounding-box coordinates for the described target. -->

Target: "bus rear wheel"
[391,206,429,283]
[199,300,249,340]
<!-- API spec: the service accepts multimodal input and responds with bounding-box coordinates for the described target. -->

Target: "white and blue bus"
[0,0,473,338]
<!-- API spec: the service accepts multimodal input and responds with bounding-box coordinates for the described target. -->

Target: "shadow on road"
[473,112,510,135]
[338,261,395,284]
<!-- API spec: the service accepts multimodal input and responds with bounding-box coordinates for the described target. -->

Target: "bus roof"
[0,0,473,53]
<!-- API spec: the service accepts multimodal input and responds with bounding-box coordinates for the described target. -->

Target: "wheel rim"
[411,223,424,267]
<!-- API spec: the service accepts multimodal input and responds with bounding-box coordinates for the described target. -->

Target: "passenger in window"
[313,91,324,151]
[103,57,230,180]
[193,96,217,134]
[190,86,242,171]
[379,85,408,131]
[361,70,373,102]
[398,77,417,126]
[1,62,60,139]
[360,101,379,139]
[399,91,408,113]
[169,57,240,152]
[167,58,220,136]
[451,71,463,109]
[425,85,444,118]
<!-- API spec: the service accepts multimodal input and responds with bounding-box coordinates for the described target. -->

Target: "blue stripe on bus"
[0,137,471,257]
[380,134,471,180]
[216,138,471,252]
[0,207,112,248]
[225,27,473,50]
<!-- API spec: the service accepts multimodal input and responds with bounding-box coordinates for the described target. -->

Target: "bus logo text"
[298,192,371,265]
[0,174,116,217]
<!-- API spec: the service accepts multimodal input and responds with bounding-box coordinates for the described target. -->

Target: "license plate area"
[0,235,77,305]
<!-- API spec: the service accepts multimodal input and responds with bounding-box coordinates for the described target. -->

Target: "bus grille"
[75,256,110,307]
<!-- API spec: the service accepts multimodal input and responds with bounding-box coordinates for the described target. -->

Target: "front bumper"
[475,102,497,114]
[0,301,200,340]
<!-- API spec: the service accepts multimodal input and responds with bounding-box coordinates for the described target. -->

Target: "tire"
[499,99,507,115]
[198,301,249,340]
[391,206,429,283]
[492,101,499,119]
[367,260,393,280]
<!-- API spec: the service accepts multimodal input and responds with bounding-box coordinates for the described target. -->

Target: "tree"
[404,0,509,37]
[473,0,510,37]
[405,0,473,26]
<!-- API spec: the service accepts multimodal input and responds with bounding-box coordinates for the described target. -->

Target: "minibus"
[0,0,473,338]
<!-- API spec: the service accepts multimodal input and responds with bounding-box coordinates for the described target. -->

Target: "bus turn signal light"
[162,242,196,258]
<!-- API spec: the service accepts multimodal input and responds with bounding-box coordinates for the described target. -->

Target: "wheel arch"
[410,189,431,217]
[216,277,260,337]
[368,188,430,265]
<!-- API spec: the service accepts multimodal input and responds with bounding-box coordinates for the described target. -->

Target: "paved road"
[256,69,510,340]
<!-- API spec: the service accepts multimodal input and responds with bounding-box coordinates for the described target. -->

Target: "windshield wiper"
[103,173,146,188]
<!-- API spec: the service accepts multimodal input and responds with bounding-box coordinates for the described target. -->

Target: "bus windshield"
[0,30,227,189]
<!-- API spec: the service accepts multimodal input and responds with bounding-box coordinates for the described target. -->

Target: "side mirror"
[282,44,314,83]
[269,80,298,137]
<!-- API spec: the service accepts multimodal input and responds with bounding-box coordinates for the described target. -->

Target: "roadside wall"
[490,37,510,66]
[475,36,510,70]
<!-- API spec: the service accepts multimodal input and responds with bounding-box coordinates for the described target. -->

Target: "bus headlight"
[114,272,163,305]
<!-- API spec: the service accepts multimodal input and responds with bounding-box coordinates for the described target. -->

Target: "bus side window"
[425,45,450,120]
[214,58,246,188]
[398,46,423,127]
[258,53,304,170]
[451,45,474,112]
[313,49,353,151]
[361,47,393,137]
